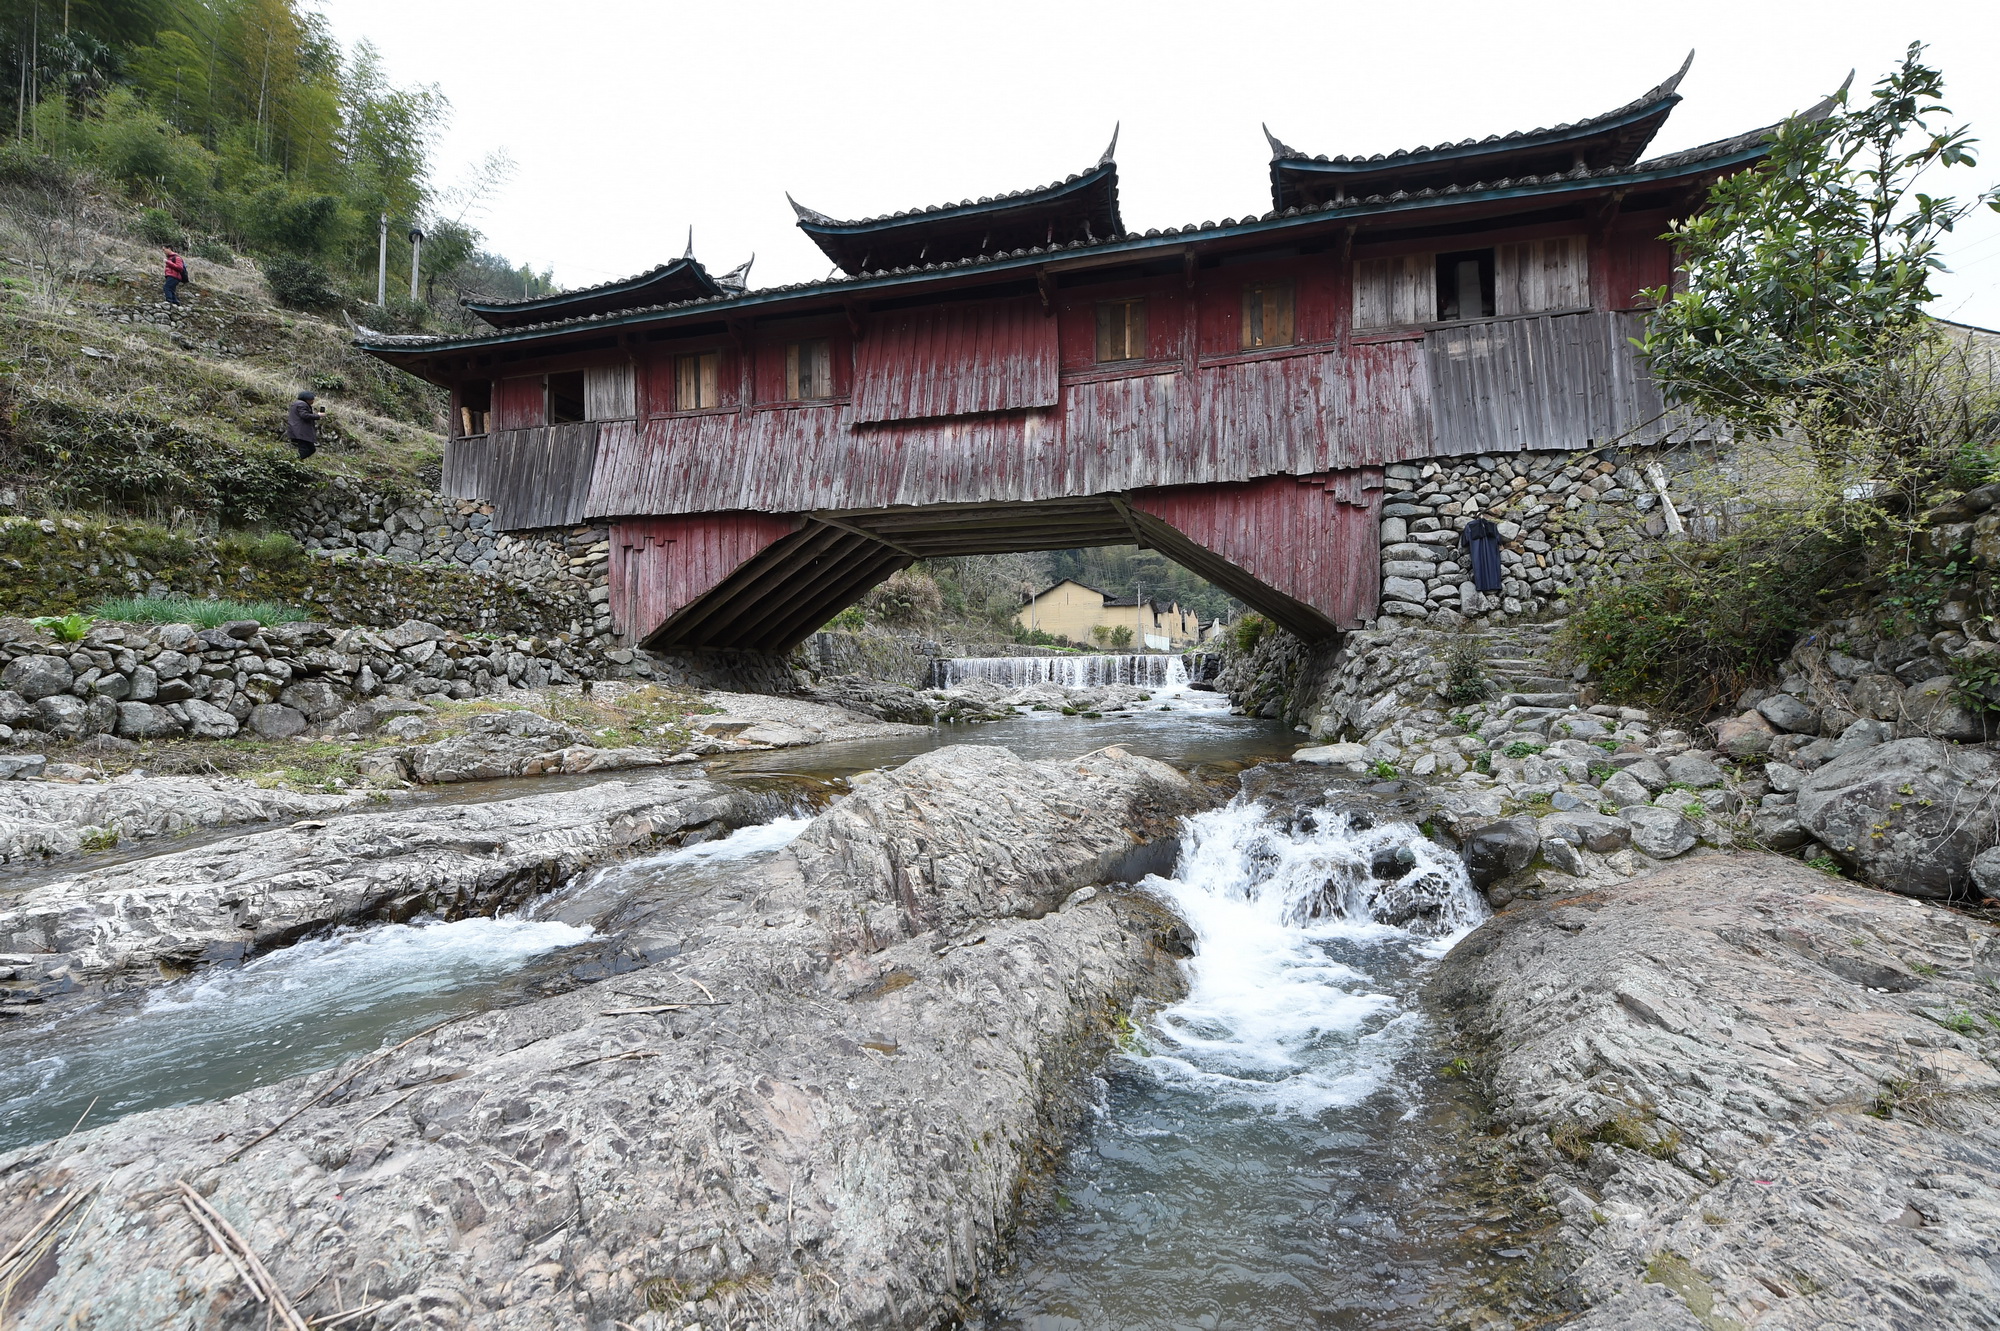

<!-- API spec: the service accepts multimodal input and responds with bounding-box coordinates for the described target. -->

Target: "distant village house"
[1015,579,1209,650]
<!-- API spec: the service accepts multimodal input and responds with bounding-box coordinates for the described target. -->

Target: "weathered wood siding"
[1496,236,1589,315]
[495,376,544,431]
[852,297,1058,423]
[607,513,801,641]
[1130,471,1384,632]
[1352,256,1435,329]
[1424,311,1670,455]
[445,425,600,529]
[584,365,636,420]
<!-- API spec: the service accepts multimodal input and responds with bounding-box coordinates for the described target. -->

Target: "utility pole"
[375,212,388,305]
[408,226,424,301]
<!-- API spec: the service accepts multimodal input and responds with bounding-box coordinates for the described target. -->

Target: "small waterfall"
[981,798,1488,1327]
[1135,798,1485,1114]
[932,654,1191,689]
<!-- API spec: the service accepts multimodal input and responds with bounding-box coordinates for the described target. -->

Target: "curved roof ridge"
[1269,52,1693,166]
[788,138,1118,230]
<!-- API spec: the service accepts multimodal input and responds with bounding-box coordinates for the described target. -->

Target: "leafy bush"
[261,254,342,312]
[1231,613,1272,653]
[864,569,945,627]
[1553,522,1865,718]
[29,613,91,641]
[137,207,181,246]
[87,594,309,627]
[191,237,235,265]
[1438,636,1491,704]
[820,606,865,632]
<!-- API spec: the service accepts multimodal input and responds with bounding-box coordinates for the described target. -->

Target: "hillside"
[1,218,445,527]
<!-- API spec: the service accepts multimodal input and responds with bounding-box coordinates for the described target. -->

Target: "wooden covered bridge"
[358,59,1806,651]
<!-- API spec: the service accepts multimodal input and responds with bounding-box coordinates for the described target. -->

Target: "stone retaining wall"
[1376,448,1686,626]
[0,615,598,748]
[288,479,609,643]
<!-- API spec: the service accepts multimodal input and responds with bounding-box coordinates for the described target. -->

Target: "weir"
[930,653,1193,690]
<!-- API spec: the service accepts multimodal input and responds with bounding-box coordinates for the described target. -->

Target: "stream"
[972,796,1494,1330]
[0,653,1505,1326]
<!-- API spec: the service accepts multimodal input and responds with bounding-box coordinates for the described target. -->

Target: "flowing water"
[933,653,1198,689]
[0,817,818,1155]
[722,661,1292,781]
[974,796,1493,1330]
[0,916,593,1153]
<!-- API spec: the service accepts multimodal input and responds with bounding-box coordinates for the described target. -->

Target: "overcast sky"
[316,0,2000,329]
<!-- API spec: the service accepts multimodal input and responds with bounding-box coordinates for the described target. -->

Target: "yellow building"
[1014,580,1206,650]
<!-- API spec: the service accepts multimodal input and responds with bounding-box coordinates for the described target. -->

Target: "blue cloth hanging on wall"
[1461,518,1503,593]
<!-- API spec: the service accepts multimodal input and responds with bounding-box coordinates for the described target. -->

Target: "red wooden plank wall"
[853,297,1058,423]
[495,376,543,431]
[606,513,800,641]
[1130,471,1384,628]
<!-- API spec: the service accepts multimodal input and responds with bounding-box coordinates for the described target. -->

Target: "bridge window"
[458,380,491,437]
[1435,249,1496,322]
[675,351,721,410]
[1241,281,1295,349]
[1095,299,1148,362]
[785,340,832,400]
[546,371,586,424]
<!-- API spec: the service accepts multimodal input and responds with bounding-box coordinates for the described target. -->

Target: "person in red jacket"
[163,247,189,305]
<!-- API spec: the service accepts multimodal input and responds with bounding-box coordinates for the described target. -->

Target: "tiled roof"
[356,120,1781,356]
[790,129,1119,230]
[1266,54,1693,168]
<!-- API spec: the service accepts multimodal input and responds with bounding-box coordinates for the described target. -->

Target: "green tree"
[1640,45,2000,504]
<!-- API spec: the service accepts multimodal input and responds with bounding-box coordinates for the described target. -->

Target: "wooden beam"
[1106,494,1149,548]
[700,536,891,648]
[758,551,911,650]
[653,525,847,644]
[808,513,922,558]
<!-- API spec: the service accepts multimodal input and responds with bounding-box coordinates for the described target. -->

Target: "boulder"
[1619,756,1670,792]
[1752,808,1815,851]
[1,654,74,702]
[0,690,33,726]
[1755,692,1820,735]
[34,694,89,740]
[1796,738,2000,898]
[1624,805,1699,858]
[1902,675,1992,742]
[1459,815,1540,886]
[220,618,261,640]
[247,703,308,740]
[806,675,938,725]
[1292,742,1370,775]
[179,698,240,739]
[0,754,47,780]
[1850,673,1906,721]
[1764,761,1805,794]
[1827,717,1893,759]
[114,702,184,740]
[278,679,345,721]
[1598,769,1653,809]
[1710,710,1776,758]
[1664,753,1724,789]
[1972,846,2000,899]
[1537,809,1630,853]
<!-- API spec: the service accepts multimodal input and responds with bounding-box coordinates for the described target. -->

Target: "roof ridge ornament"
[1642,50,1697,106]
[1799,69,1856,122]
[716,255,755,292]
[683,226,694,261]
[1098,123,1120,167]
[787,193,836,226]
[1262,122,1302,161]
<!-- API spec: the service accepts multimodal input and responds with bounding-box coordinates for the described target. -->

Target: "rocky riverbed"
[0,744,1207,1330]
[1434,853,2000,1329]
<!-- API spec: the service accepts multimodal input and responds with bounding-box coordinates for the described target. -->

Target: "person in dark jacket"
[1460,507,1505,594]
[162,247,189,304]
[286,390,326,460]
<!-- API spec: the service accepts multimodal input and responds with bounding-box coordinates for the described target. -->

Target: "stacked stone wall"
[1375,447,1689,626]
